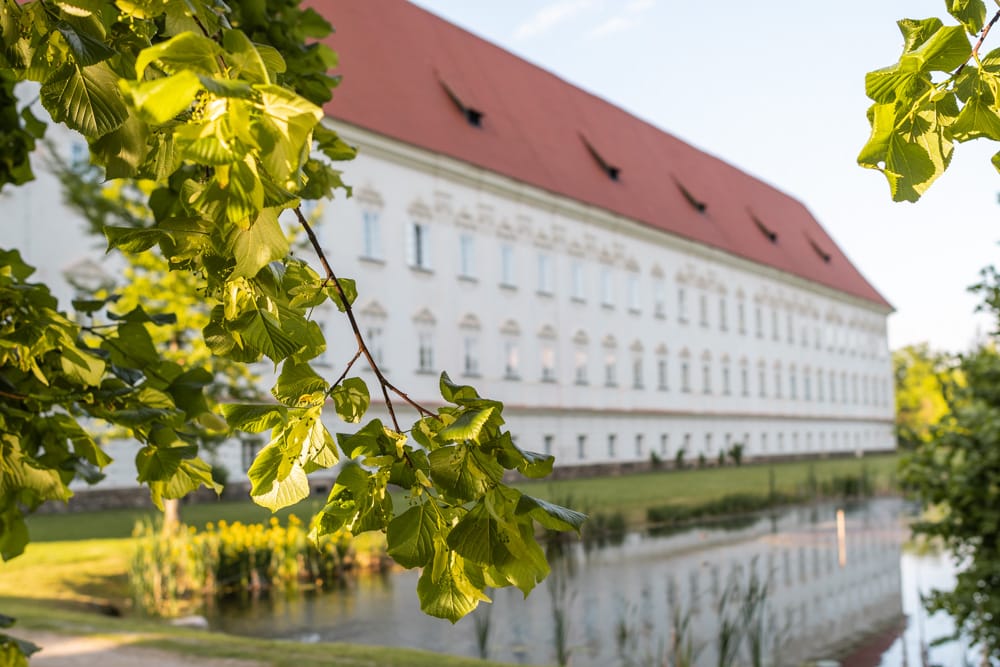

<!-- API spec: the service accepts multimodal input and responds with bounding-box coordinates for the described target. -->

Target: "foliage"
[728,443,744,467]
[130,515,379,616]
[894,344,956,449]
[864,4,1000,657]
[0,0,584,655]
[860,3,1000,202]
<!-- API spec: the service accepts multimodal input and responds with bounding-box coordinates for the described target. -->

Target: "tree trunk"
[162,497,182,533]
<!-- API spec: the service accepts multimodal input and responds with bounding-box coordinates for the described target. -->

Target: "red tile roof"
[314,0,891,309]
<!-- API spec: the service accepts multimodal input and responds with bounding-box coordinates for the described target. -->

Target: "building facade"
[0,0,894,488]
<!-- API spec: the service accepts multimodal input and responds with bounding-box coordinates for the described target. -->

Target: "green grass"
[1,598,525,667]
[515,453,898,523]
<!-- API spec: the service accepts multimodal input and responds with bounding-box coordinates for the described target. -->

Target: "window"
[830,372,837,403]
[722,362,731,395]
[789,365,797,399]
[241,439,260,471]
[362,210,382,259]
[577,435,587,460]
[605,349,617,387]
[418,331,434,372]
[678,287,688,322]
[758,361,767,397]
[627,274,640,311]
[543,435,554,456]
[574,346,588,385]
[755,305,763,338]
[632,356,643,389]
[740,361,749,396]
[702,358,712,394]
[760,432,768,452]
[537,252,553,294]
[607,434,616,458]
[738,299,746,334]
[705,433,713,453]
[774,363,782,398]
[699,293,709,327]
[777,432,785,451]
[601,267,614,306]
[786,312,794,343]
[771,307,779,340]
[817,369,825,401]
[841,372,848,402]
[681,360,691,393]
[653,279,666,317]
[719,297,728,331]
[571,260,585,301]
[657,356,668,390]
[634,434,644,458]
[504,339,520,379]
[541,343,556,382]
[366,326,384,365]
[500,243,515,287]
[406,221,431,270]
[458,233,475,278]
[463,336,479,376]
[660,434,669,456]
[804,369,811,400]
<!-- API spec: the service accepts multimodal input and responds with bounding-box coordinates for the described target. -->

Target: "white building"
[0,0,894,488]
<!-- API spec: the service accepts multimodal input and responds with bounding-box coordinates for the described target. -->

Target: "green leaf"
[251,461,309,512]
[516,494,587,532]
[149,457,220,509]
[416,548,490,623]
[951,95,1000,141]
[222,29,269,84]
[134,32,222,78]
[331,377,369,423]
[222,403,288,433]
[273,360,327,406]
[0,511,29,561]
[59,346,106,386]
[439,371,481,404]
[234,307,300,362]
[247,441,284,495]
[227,208,289,278]
[325,278,357,312]
[123,70,203,124]
[907,25,970,72]
[428,444,504,502]
[90,113,150,179]
[104,226,169,254]
[947,0,987,36]
[135,443,196,483]
[438,406,498,443]
[898,18,945,53]
[40,61,128,138]
[55,21,116,66]
[386,502,438,568]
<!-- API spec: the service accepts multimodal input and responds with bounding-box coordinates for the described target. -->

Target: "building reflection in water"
[207,498,908,667]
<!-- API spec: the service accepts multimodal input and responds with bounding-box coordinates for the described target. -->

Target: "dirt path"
[21,632,265,667]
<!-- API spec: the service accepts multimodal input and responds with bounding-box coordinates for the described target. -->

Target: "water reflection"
[205,499,911,666]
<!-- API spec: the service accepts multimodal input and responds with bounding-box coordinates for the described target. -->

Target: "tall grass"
[129,516,388,616]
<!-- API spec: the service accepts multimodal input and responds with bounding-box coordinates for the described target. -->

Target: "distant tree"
[893,344,956,450]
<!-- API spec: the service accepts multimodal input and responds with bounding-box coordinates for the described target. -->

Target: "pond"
[204,498,971,666]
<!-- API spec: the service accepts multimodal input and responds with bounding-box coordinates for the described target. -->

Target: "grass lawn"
[517,453,898,523]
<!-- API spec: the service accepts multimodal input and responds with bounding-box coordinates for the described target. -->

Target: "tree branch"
[293,207,437,429]
[955,9,1000,77]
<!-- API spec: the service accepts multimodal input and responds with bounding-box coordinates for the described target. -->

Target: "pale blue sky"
[409,0,1000,353]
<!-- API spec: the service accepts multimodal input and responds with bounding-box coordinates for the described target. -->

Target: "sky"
[408,0,1000,354]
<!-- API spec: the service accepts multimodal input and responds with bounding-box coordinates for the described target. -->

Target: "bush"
[646,491,801,526]
[674,447,687,470]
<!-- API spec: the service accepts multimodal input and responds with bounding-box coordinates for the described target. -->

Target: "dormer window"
[673,177,706,213]
[807,236,832,263]
[438,77,484,127]
[750,212,778,243]
[580,134,620,181]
